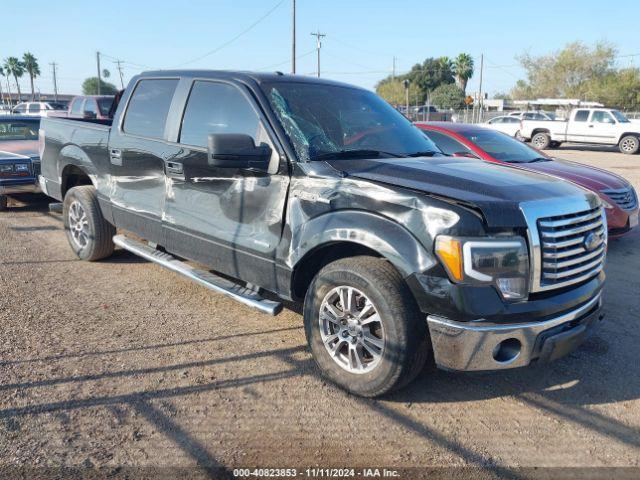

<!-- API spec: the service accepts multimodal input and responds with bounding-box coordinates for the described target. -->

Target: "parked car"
[409,105,452,122]
[416,122,639,237]
[39,71,605,397]
[11,101,67,117]
[0,116,41,210]
[509,110,556,121]
[67,95,115,120]
[520,108,640,154]
[484,115,522,137]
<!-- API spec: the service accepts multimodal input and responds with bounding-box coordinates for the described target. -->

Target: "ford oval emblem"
[583,232,599,252]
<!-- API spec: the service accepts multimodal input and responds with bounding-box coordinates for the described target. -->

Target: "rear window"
[574,110,590,122]
[70,98,84,115]
[0,119,40,140]
[97,97,114,116]
[123,79,179,139]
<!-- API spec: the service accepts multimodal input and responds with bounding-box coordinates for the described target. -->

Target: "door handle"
[588,125,594,128]
[110,148,122,166]
[166,161,183,175]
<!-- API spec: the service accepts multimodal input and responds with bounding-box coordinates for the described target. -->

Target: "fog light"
[492,338,521,363]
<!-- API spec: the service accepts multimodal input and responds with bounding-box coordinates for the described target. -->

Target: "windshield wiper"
[404,151,440,157]
[312,149,403,161]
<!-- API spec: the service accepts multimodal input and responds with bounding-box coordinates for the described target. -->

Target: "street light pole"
[50,62,58,102]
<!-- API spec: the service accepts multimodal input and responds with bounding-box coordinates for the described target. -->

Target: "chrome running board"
[113,235,283,316]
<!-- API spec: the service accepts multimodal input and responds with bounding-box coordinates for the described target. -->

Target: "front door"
[163,79,289,291]
[586,110,618,144]
[108,78,180,244]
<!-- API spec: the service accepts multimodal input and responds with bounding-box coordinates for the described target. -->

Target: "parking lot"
[1,146,639,478]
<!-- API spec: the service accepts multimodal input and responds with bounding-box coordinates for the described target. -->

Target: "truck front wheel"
[619,135,640,154]
[63,185,115,261]
[531,132,552,150]
[303,256,429,397]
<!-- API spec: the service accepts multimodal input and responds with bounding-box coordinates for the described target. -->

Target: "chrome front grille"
[537,206,606,289]
[601,188,638,211]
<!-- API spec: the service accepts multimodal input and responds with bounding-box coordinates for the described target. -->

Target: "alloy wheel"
[319,286,385,374]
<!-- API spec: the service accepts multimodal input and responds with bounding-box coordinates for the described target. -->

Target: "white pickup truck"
[520,108,640,154]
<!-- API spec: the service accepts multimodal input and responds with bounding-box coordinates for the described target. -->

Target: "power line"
[258,48,315,71]
[169,0,286,68]
[114,60,125,89]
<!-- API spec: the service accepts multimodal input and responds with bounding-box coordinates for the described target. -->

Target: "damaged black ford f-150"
[39,71,606,397]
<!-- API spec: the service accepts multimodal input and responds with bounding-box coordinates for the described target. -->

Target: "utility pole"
[291,0,296,74]
[392,56,396,79]
[96,51,101,95]
[310,30,325,78]
[477,53,484,123]
[114,60,125,89]
[50,62,58,102]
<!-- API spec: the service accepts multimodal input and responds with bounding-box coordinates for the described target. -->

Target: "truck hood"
[520,159,630,192]
[326,156,592,228]
[0,140,39,160]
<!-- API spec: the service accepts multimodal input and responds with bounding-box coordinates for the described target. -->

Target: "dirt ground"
[1,146,639,479]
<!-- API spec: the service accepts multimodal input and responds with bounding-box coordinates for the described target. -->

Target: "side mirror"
[207,133,271,171]
[83,110,97,119]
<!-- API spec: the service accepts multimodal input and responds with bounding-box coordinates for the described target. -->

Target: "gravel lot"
[1,146,639,479]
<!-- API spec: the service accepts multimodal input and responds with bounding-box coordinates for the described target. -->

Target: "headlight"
[435,235,529,301]
[14,164,29,173]
[0,165,13,173]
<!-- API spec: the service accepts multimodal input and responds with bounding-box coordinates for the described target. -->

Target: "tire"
[303,256,429,397]
[63,185,115,261]
[531,132,551,150]
[619,135,640,155]
[0,195,7,211]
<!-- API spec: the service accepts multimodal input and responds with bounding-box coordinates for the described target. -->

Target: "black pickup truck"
[39,71,606,397]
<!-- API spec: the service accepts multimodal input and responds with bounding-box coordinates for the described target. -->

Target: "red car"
[416,122,639,237]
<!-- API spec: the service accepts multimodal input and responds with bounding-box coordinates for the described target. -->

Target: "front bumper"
[427,292,603,371]
[0,178,40,195]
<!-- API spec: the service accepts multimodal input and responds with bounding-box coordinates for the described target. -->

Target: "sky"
[3,0,640,98]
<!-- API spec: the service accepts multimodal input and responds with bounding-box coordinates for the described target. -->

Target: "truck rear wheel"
[63,185,115,261]
[303,256,429,397]
[619,135,640,154]
[0,195,7,211]
[532,132,551,150]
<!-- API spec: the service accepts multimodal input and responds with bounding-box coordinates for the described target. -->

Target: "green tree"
[376,78,424,106]
[585,68,640,110]
[22,52,40,101]
[3,57,24,101]
[82,77,118,95]
[510,41,616,100]
[453,53,474,93]
[404,57,455,102]
[429,83,466,110]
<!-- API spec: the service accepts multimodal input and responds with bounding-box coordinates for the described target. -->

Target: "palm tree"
[22,52,40,101]
[0,67,5,105]
[0,66,12,105]
[453,53,474,93]
[3,57,24,102]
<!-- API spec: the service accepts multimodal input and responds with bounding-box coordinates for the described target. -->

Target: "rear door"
[108,77,180,245]
[162,78,289,290]
[565,109,591,142]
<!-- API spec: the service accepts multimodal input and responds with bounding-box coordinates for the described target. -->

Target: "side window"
[84,99,98,115]
[123,79,179,139]
[506,117,520,123]
[490,117,503,124]
[422,130,470,155]
[591,111,614,123]
[179,81,261,148]
[574,110,590,122]
[28,103,41,113]
[70,99,84,115]
[14,104,27,113]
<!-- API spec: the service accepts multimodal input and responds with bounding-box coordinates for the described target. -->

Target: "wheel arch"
[288,210,436,301]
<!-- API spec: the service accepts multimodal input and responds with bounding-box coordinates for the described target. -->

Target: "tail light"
[38,128,45,159]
